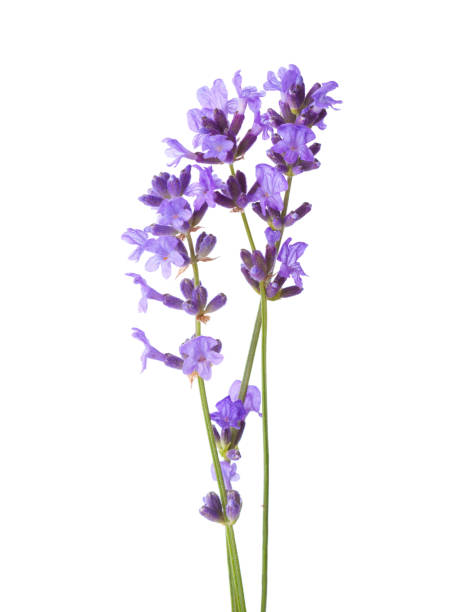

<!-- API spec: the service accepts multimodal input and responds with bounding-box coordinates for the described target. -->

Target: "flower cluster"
[124,64,340,533]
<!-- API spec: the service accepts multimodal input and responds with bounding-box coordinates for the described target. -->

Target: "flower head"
[251,164,288,215]
[192,165,224,209]
[145,236,189,278]
[202,134,234,163]
[270,124,315,165]
[157,197,192,231]
[233,70,265,113]
[210,396,246,430]
[179,336,223,380]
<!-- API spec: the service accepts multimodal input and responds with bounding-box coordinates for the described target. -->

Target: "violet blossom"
[179,336,223,380]
[145,236,189,278]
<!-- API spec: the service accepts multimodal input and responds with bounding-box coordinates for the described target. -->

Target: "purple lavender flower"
[162,138,197,167]
[131,328,165,371]
[121,228,150,262]
[126,273,163,312]
[156,197,192,231]
[264,64,302,95]
[226,490,242,523]
[212,460,239,490]
[270,124,316,165]
[199,492,224,524]
[202,134,234,163]
[229,380,261,415]
[307,81,342,111]
[179,336,223,380]
[277,237,308,288]
[210,396,246,430]
[192,165,224,209]
[254,112,273,140]
[197,79,238,115]
[145,236,189,278]
[233,70,265,113]
[131,328,184,372]
[251,164,288,215]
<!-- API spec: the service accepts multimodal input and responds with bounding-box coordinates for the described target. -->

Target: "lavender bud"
[194,286,208,311]
[280,286,303,298]
[180,278,195,300]
[221,427,232,447]
[240,249,253,268]
[214,192,234,208]
[139,194,163,208]
[196,232,217,258]
[212,426,221,444]
[205,293,227,313]
[179,165,192,193]
[213,108,228,132]
[241,266,260,292]
[236,129,258,156]
[226,448,241,461]
[231,420,245,447]
[163,353,184,369]
[191,203,208,227]
[225,490,242,524]
[145,224,178,236]
[284,202,312,227]
[227,175,241,201]
[199,492,224,524]
[162,294,184,310]
[229,112,245,136]
[182,300,199,316]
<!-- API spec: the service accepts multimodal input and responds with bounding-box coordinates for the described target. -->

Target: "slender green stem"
[187,231,246,612]
[241,211,256,251]
[238,304,262,402]
[259,283,269,612]
[227,531,238,612]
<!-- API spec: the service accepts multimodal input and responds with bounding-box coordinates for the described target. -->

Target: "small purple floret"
[270,124,316,165]
[210,396,246,430]
[179,336,223,380]
[145,236,189,279]
[277,237,308,288]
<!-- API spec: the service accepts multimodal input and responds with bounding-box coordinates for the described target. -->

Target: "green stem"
[259,283,269,612]
[238,304,262,402]
[227,531,238,612]
[187,231,246,612]
[241,211,256,251]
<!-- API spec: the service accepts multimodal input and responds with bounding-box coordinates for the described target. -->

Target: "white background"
[1,0,469,610]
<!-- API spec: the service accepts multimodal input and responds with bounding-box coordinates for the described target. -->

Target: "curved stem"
[259,283,269,612]
[187,231,246,612]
